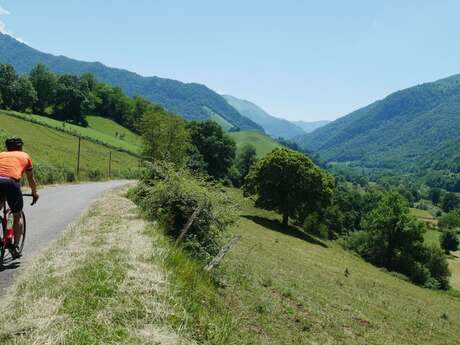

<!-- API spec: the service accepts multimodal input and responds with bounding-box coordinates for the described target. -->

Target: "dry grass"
[0,187,190,345]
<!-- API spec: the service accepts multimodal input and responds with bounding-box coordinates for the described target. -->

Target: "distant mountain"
[296,74,460,172]
[223,95,305,139]
[292,120,330,133]
[0,33,263,132]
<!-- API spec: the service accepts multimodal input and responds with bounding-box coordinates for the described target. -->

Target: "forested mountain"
[297,74,460,172]
[0,33,263,131]
[292,120,330,133]
[223,95,305,139]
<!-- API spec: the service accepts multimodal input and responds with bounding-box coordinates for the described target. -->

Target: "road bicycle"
[0,193,32,266]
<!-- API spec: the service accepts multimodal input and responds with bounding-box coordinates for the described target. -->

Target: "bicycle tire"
[0,241,4,267]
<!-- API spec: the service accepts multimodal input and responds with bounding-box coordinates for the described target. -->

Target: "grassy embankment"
[0,111,140,183]
[3,185,460,344]
[229,130,283,157]
[0,186,190,345]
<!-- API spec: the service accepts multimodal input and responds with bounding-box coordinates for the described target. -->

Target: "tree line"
[0,63,154,130]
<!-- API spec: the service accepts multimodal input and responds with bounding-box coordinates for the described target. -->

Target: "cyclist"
[0,138,39,258]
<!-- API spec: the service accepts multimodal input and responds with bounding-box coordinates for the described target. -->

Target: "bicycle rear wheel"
[6,210,26,255]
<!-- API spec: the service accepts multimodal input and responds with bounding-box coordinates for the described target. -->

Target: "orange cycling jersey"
[0,151,33,181]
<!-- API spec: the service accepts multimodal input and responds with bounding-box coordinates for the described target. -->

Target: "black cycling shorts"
[0,177,23,213]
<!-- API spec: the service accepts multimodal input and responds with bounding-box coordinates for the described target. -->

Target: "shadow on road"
[242,214,328,248]
[0,256,21,272]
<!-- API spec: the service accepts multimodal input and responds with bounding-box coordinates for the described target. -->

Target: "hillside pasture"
[229,130,283,157]
[0,112,140,182]
[3,111,141,155]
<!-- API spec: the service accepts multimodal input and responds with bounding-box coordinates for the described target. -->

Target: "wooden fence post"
[204,235,241,272]
[175,206,202,245]
[76,137,81,179]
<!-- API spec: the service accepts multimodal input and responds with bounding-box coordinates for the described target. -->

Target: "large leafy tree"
[442,192,460,213]
[53,75,89,125]
[140,108,190,166]
[29,64,57,114]
[12,76,37,112]
[236,144,257,181]
[0,64,19,109]
[188,121,236,179]
[244,148,334,226]
[361,192,426,269]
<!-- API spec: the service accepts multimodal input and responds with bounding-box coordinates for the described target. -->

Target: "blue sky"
[0,0,459,121]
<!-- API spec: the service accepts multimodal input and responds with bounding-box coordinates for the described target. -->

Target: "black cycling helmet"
[5,137,24,151]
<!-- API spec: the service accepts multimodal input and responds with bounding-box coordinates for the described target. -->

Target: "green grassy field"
[206,189,460,344]
[229,130,283,157]
[3,111,141,154]
[86,115,141,147]
[0,112,140,181]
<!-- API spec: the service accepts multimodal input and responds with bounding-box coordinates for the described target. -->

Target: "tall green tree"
[244,148,334,226]
[0,64,19,109]
[188,121,236,179]
[442,192,460,213]
[53,75,89,125]
[236,144,257,182]
[29,64,57,114]
[12,76,37,112]
[140,109,190,166]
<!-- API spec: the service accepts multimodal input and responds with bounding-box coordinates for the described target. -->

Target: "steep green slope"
[229,131,283,157]
[292,120,330,133]
[0,112,139,181]
[224,95,304,139]
[297,74,460,170]
[0,33,263,132]
[4,111,141,154]
[86,116,141,147]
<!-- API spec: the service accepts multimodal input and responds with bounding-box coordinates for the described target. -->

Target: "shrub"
[438,212,460,229]
[132,162,238,261]
[440,230,459,254]
[32,162,76,184]
[87,169,104,181]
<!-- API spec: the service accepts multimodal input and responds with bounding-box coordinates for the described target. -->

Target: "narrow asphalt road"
[0,180,131,295]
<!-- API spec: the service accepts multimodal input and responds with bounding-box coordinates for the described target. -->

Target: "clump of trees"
[0,63,155,130]
[345,192,451,289]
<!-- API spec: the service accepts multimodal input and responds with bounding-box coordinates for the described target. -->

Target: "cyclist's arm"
[25,170,38,195]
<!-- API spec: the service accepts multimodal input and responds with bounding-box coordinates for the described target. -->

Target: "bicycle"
[0,193,32,266]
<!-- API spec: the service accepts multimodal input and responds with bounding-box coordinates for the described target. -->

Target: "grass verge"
[0,186,189,345]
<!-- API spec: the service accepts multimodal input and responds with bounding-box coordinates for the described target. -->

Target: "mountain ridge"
[223,94,306,139]
[0,33,264,132]
[296,73,460,172]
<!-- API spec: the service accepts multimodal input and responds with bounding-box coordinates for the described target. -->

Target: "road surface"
[0,180,131,295]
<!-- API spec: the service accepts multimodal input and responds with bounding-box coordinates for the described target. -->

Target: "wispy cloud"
[0,5,10,16]
[0,5,26,43]
[0,5,10,34]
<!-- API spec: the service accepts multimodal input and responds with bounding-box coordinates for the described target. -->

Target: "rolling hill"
[296,74,460,172]
[223,95,305,139]
[0,33,263,132]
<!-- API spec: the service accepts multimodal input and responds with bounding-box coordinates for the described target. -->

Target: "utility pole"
[76,137,81,179]
[108,151,112,179]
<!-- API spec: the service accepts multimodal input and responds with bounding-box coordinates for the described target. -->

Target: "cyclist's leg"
[12,212,23,245]
[5,181,24,246]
